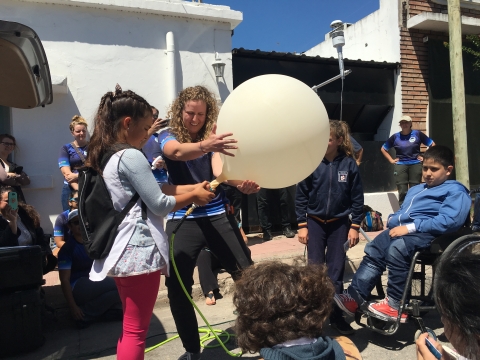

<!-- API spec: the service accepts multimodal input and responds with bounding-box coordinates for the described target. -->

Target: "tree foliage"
[444,35,480,71]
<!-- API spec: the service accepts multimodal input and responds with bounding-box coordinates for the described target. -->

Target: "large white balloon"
[216,74,330,189]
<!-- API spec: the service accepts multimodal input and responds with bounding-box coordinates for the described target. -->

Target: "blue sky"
[205,0,380,53]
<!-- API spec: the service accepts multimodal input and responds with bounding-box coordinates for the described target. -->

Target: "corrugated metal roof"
[232,48,400,70]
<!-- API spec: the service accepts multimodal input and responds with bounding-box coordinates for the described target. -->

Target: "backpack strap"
[70,142,87,165]
[105,147,148,221]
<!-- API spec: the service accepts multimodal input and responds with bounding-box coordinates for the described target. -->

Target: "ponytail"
[86,84,152,173]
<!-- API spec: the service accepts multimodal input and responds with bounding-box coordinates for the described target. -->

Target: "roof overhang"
[17,0,243,30]
[232,49,400,135]
[407,12,480,35]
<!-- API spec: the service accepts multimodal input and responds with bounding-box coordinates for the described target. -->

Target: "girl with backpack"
[295,120,364,336]
[86,85,214,360]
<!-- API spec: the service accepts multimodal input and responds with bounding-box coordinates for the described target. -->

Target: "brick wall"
[400,0,480,132]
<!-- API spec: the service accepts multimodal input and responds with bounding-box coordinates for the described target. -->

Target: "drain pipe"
[166,31,177,105]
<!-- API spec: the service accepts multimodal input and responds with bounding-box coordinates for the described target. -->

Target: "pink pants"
[115,271,161,360]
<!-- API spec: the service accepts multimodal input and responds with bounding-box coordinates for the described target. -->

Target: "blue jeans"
[349,229,434,308]
[61,183,71,211]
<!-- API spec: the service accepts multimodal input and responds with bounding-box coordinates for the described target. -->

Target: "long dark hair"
[0,186,40,228]
[86,84,152,173]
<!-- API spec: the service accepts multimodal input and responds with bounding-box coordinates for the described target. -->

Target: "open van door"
[0,20,53,109]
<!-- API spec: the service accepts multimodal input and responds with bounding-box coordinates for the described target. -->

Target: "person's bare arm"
[54,236,65,249]
[381,147,398,164]
[59,269,84,320]
[355,148,364,166]
[60,166,78,183]
[162,124,237,161]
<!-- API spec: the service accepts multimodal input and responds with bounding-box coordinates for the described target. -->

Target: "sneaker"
[334,290,359,317]
[177,352,202,360]
[283,226,296,238]
[368,298,408,323]
[262,230,273,241]
[330,317,355,335]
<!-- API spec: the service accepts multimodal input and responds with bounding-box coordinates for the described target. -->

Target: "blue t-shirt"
[54,209,69,238]
[58,236,93,288]
[142,134,168,183]
[58,143,88,185]
[382,130,433,165]
[158,130,226,219]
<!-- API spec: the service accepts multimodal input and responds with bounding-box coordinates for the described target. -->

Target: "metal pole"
[447,0,470,188]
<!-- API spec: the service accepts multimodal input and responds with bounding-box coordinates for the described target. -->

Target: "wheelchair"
[353,228,479,340]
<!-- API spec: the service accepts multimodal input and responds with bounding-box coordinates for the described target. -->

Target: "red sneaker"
[368,298,408,323]
[334,291,358,317]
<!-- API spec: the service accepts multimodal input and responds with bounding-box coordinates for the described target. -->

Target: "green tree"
[444,35,480,70]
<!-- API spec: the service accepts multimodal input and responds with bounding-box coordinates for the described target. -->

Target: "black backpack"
[78,148,146,260]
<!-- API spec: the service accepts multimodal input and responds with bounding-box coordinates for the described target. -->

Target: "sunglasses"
[69,197,79,202]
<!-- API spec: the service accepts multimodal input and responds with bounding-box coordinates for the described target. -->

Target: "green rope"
[145,231,242,357]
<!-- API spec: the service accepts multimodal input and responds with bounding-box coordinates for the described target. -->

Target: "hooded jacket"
[260,337,346,360]
[387,180,470,235]
[296,152,364,228]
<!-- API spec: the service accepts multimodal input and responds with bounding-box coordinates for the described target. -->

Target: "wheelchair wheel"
[414,327,437,342]
[410,261,434,302]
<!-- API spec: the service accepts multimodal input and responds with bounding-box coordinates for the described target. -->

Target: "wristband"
[350,224,360,231]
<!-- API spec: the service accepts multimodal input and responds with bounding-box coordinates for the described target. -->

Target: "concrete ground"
[8,230,452,360]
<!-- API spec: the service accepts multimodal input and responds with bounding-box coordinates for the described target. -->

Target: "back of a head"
[423,145,454,169]
[233,261,335,353]
[434,247,480,359]
[87,84,152,172]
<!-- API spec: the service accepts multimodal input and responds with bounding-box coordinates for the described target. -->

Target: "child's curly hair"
[167,85,218,144]
[233,260,335,353]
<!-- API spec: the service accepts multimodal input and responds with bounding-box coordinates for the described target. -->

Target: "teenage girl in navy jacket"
[295,120,364,335]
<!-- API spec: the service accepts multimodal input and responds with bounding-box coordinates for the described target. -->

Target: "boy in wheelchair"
[335,145,471,323]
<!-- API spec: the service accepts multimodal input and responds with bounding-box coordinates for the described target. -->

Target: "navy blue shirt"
[58,236,93,288]
[158,130,226,219]
[382,130,433,165]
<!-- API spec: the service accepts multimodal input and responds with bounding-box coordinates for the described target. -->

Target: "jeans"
[61,183,71,211]
[349,229,434,308]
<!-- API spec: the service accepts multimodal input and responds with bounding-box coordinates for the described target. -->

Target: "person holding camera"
[0,134,30,203]
[0,186,56,274]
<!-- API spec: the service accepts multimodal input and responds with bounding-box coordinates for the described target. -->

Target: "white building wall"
[1,0,240,231]
[305,0,403,139]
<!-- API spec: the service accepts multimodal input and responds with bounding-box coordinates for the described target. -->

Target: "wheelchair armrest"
[429,227,474,254]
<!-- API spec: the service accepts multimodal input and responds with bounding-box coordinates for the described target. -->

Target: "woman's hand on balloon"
[297,228,308,245]
[236,180,260,194]
[193,181,215,206]
[201,124,238,156]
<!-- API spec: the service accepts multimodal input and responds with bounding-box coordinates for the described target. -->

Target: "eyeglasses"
[69,197,79,202]
[0,142,15,147]
[152,113,159,120]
